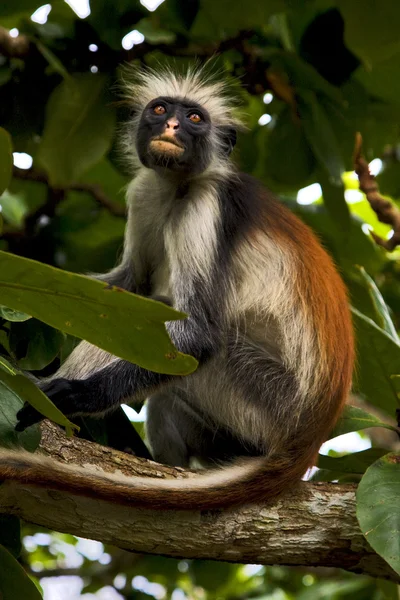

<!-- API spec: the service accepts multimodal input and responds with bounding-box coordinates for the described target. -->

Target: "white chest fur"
[127,170,222,303]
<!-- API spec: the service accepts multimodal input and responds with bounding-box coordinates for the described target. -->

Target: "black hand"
[15,378,87,432]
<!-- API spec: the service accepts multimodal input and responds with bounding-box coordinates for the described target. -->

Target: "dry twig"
[354,132,400,251]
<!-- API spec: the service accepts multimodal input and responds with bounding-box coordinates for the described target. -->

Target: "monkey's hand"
[15,378,86,431]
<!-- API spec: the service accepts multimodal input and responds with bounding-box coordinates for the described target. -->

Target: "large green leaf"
[318,448,388,474]
[37,74,116,186]
[297,578,377,600]
[291,202,383,275]
[191,0,285,38]
[0,190,29,229]
[264,106,316,186]
[330,405,399,439]
[297,90,345,185]
[0,0,42,17]
[0,367,42,450]
[319,171,350,232]
[0,251,197,375]
[190,560,237,592]
[0,544,42,600]
[337,0,400,67]
[0,306,31,322]
[10,319,65,370]
[264,49,344,104]
[0,366,78,437]
[0,127,12,196]
[357,452,400,576]
[356,266,399,341]
[351,308,400,417]
[356,55,400,108]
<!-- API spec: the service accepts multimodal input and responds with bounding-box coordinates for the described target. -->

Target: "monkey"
[0,65,354,510]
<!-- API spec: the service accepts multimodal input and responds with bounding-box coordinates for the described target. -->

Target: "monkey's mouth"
[150,136,185,157]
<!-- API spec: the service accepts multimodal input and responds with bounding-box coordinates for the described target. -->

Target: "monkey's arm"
[15,311,219,430]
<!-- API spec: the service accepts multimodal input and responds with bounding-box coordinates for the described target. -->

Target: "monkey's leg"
[146,389,263,468]
[146,391,207,467]
[175,339,299,460]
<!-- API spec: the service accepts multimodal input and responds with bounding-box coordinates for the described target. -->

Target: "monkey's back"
[226,173,354,442]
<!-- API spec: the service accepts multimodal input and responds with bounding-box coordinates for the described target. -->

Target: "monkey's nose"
[166,117,179,130]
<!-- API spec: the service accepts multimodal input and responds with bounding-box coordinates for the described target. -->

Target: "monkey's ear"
[219,126,237,156]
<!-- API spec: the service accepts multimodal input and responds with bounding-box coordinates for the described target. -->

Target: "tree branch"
[0,422,398,583]
[354,132,400,251]
[13,166,126,218]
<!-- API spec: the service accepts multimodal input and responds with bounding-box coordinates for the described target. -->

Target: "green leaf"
[356,266,399,342]
[0,66,12,87]
[330,405,399,439]
[357,452,400,576]
[377,580,400,600]
[297,578,375,600]
[0,375,41,451]
[135,18,176,44]
[37,74,116,187]
[0,515,21,558]
[318,448,388,474]
[356,57,400,108]
[0,127,13,196]
[264,49,344,105]
[0,367,78,437]
[337,0,400,67]
[0,251,197,375]
[0,190,29,229]
[351,307,400,417]
[310,468,354,483]
[265,106,316,186]
[297,90,345,185]
[191,0,285,38]
[190,560,237,592]
[10,319,65,370]
[0,306,31,322]
[0,544,42,600]
[35,41,71,81]
[290,201,383,275]
[0,357,17,375]
[319,170,350,232]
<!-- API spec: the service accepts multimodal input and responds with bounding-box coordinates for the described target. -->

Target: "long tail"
[0,442,317,510]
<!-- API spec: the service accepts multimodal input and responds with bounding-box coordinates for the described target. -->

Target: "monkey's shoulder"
[217,172,304,238]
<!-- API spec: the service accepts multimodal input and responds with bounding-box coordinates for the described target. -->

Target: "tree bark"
[0,422,398,582]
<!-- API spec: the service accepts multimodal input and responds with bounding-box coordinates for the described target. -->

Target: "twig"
[354,132,400,251]
[13,166,126,218]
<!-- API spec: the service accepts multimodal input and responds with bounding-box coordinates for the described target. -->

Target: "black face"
[136,96,213,174]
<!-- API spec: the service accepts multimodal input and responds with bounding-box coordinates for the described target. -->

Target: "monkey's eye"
[188,113,202,123]
[153,105,166,115]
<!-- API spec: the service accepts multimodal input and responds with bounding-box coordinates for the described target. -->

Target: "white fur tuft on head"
[122,63,244,128]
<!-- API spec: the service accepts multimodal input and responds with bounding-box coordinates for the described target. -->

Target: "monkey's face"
[136,97,213,174]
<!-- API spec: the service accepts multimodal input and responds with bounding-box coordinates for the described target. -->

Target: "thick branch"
[13,166,126,218]
[354,132,400,251]
[0,422,398,582]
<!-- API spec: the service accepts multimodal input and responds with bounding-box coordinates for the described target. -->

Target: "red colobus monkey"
[0,66,354,509]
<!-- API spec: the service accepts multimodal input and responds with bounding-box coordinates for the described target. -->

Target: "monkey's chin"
[149,139,185,158]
